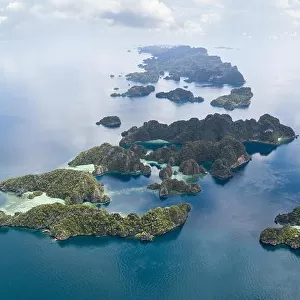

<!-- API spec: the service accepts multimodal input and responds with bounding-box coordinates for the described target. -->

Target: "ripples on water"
[1,39,300,299]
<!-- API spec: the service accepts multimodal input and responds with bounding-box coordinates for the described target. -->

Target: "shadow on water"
[260,242,300,258]
[57,226,184,249]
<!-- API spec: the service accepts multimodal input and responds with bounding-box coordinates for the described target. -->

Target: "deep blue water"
[1,38,300,299]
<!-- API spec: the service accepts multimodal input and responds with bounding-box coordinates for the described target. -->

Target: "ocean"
[1,37,300,299]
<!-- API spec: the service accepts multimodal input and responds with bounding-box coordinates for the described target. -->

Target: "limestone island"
[156,88,204,104]
[110,85,155,98]
[0,202,191,242]
[0,169,110,204]
[260,206,300,249]
[210,87,253,110]
[148,179,201,198]
[164,74,180,82]
[68,143,151,177]
[96,116,121,128]
[125,45,245,86]
[120,114,296,180]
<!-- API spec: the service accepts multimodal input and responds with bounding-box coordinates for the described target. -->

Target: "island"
[96,116,121,128]
[210,87,253,110]
[156,88,204,104]
[125,45,245,86]
[0,202,191,242]
[0,169,110,204]
[68,143,151,177]
[260,206,300,249]
[148,179,201,198]
[120,114,296,147]
[110,85,155,98]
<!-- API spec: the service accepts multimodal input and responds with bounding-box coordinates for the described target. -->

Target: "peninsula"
[0,202,191,242]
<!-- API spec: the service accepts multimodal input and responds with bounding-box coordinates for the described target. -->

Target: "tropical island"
[156,88,204,104]
[210,87,253,110]
[110,85,155,97]
[0,202,191,242]
[260,206,300,249]
[125,45,246,86]
[96,116,121,128]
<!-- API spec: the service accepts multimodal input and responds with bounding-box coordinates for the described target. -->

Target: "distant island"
[210,87,253,110]
[0,202,191,242]
[111,85,155,98]
[260,206,300,249]
[96,116,121,128]
[125,45,245,86]
[156,88,204,104]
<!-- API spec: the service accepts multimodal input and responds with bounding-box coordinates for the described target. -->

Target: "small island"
[110,85,155,98]
[125,45,245,86]
[210,87,253,110]
[0,202,191,242]
[0,169,110,204]
[96,116,121,128]
[156,88,204,104]
[68,143,151,177]
[260,206,300,249]
[148,179,201,198]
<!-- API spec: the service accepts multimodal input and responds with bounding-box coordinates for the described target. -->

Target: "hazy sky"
[0,0,299,43]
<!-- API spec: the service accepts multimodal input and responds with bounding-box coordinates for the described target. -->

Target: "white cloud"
[0,16,7,23]
[7,2,24,10]
[277,0,300,21]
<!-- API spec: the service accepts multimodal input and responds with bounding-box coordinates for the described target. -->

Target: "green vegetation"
[260,206,300,249]
[0,169,109,204]
[68,143,151,177]
[210,87,253,110]
[125,71,160,84]
[110,85,155,98]
[0,202,191,241]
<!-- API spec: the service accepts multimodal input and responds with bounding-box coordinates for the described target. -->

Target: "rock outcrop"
[210,87,253,110]
[159,164,173,180]
[148,179,201,198]
[68,143,151,177]
[179,159,206,175]
[96,116,121,128]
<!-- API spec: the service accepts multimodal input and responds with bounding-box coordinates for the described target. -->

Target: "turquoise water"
[1,39,300,299]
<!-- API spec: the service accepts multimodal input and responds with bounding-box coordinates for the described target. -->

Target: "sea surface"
[1,37,300,299]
